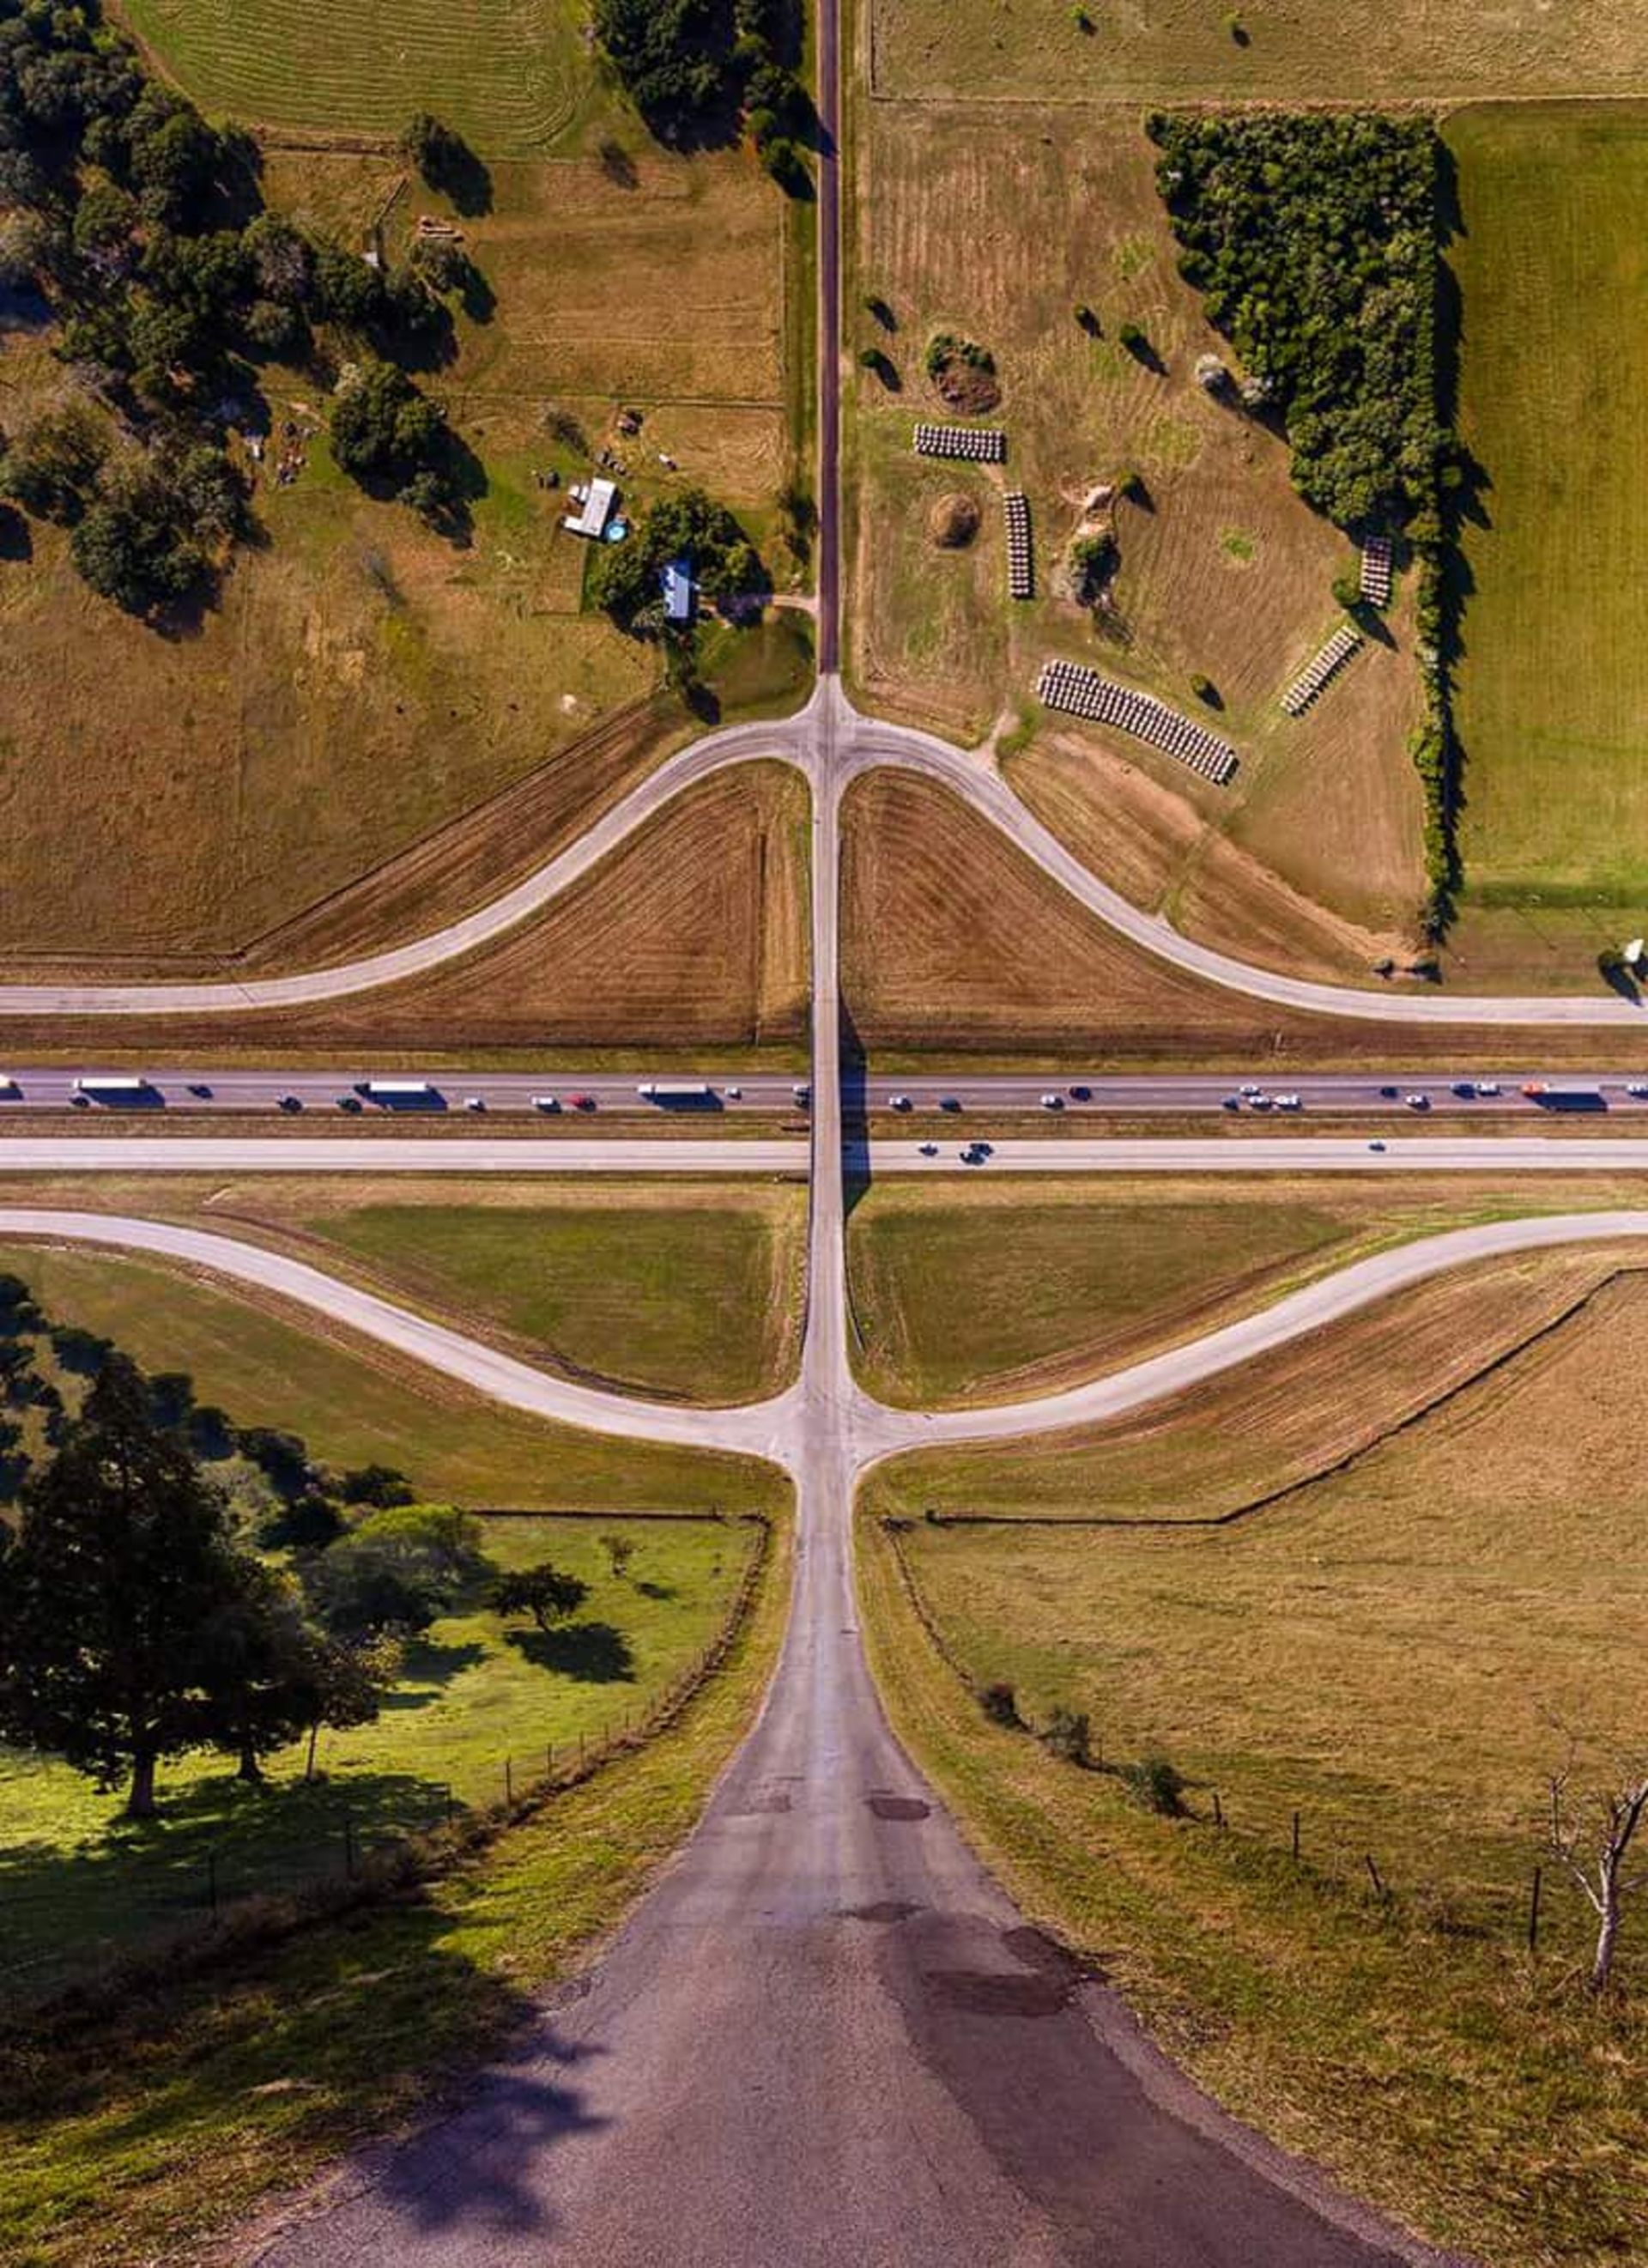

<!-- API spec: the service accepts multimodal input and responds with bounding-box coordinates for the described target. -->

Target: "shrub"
[1190,671,1217,704]
[1122,1756,1188,1816]
[1043,1706,1092,1765]
[1330,569,1362,612]
[978,1679,1021,1727]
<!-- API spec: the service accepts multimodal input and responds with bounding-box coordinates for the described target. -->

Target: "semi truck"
[637,1083,717,1108]
[1521,1083,1606,1110]
[72,1076,155,1105]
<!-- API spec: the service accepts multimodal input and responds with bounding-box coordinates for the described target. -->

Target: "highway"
[9,1064,1648,1117]
[7,0,1611,2252]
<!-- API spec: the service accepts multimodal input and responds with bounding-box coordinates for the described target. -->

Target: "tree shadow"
[0,503,33,561]
[633,1580,676,1601]
[380,1639,488,1707]
[429,142,494,219]
[506,1622,635,1683]
[597,137,639,190]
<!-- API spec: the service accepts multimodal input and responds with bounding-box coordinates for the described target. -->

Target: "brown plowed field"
[839,771,1644,1067]
[5,764,809,1057]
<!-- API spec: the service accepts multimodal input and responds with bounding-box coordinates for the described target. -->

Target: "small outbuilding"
[562,476,618,539]
[661,557,695,625]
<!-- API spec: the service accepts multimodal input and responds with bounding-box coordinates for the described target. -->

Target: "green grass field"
[1,1523,791,2268]
[299,1186,806,1404]
[845,1176,1648,1407]
[122,0,599,155]
[0,1246,780,1511]
[1449,105,1648,982]
[869,0,1648,101]
[0,1514,760,2004]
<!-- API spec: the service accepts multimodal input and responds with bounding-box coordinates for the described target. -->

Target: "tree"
[1547,1742,1648,1992]
[0,1358,246,1817]
[196,1556,313,1784]
[306,1505,487,1638]
[0,401,107,523]
[296,1631,401,1780]
[70,460,209,616]
[330,358,445,487]
[338,1463,416,1509]
[491,1562,590,1634]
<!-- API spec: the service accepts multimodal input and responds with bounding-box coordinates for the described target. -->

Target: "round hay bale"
[930,493,981,549]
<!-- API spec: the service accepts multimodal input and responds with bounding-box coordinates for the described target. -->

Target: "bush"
[1330,569,1362,612]
[1122,1756,1188,1816]
[1043,1706,1092,1765]
[1190,671,1218,704]
[978,1679,1021,1727]
[1118,318,1147,353]
[330,359,445,486]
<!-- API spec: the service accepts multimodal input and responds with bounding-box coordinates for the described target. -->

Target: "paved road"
[6,1134,1648,1178]
[14,1066,1648,1117]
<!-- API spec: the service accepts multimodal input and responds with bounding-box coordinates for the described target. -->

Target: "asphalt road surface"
[11,1067,1648,1117]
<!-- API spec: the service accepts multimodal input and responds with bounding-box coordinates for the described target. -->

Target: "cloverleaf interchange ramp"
[12,0,1643,2260]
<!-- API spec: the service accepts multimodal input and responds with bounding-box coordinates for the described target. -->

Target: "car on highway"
[531,1095,562,1113]
[960,1143,988,1165]
[1239,1082,1261,1095]
[187,1082,213,1099]
[566,1094,597,1111]
[1628,1082,1648,1100]
[938,1095,961,1113]
[1039,1093,1063,1110]
[1379,1084,1399,1099]
[464,1096,486,1113]
[1451,1080,1477,1098]
[1369,1138,1387,1152]
[1069,1084,1092,1101]
[918,1140,938,1155]
[792,1082,811,1105]
[888,1094,912,1112]
[1477,1080,1501,1096]
[725,1085,742,1100]
[1275,1094,1301,1111]
[1249,1094,1274,1111]
[277,1095,302,1113]
[1222,1095,1242,1111]
[335,1095,362,1113]
[1405,1093,1429,1110]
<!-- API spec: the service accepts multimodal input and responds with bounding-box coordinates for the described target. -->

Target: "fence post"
[1291,1810,1301,1863]
[1211,1789,1222,1830]
[206,1848,218,1914]
[1365,1853,1386,1902]
[505,1756,513,1805]
[1528,1864,1543,1954]
[579,1728,585,1765]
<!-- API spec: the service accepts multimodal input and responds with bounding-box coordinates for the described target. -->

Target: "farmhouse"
[562,476,619,539]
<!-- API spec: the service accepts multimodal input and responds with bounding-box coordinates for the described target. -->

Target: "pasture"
[863,1264,1648,2261]
[845,1173,1648,1406]
[868,0,1648,103]
[122,0,599,157]
[846,107,1424,947]
[1,1513,760,2002]
[0,132,796,966]
[1447,104,1648,987]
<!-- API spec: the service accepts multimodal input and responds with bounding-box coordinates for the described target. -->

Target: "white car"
[1476,1080,1501,1097]
[1239,1082,1262,1095]
[1249,1094,1274,1110]
[464,1096,486,1113]
[889,1094,912,1112]
[1627,1083,1648,1100]
[725,1084,742,1101]
[532,1095,562,1113]
[1039,1093,1063,1110]
[1405,1093,1429,1110]
[1275,1094,1301,1110]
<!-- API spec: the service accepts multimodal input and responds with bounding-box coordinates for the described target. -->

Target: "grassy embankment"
[861,1255,1648,2263]
[845,1173,1648,1405]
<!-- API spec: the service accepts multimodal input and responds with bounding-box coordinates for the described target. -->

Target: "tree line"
[593,0,813,186]
[0,2,479,614]
[0,1281,609,1820]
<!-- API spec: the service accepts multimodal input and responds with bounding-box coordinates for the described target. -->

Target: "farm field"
[845,106,1425,953]
[0,93,800,967]
[861,1269,1648,2261]
[0,761,812,1059]
[1446,104,1648,991]
[869,1241,1633,1519]
[839,769,1648,1069]
[1,1513,762,2004]
[845,1173,1648,1406]
[0,1243,779,1511]
[122,0,603,157]
[867,0,1648,102]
